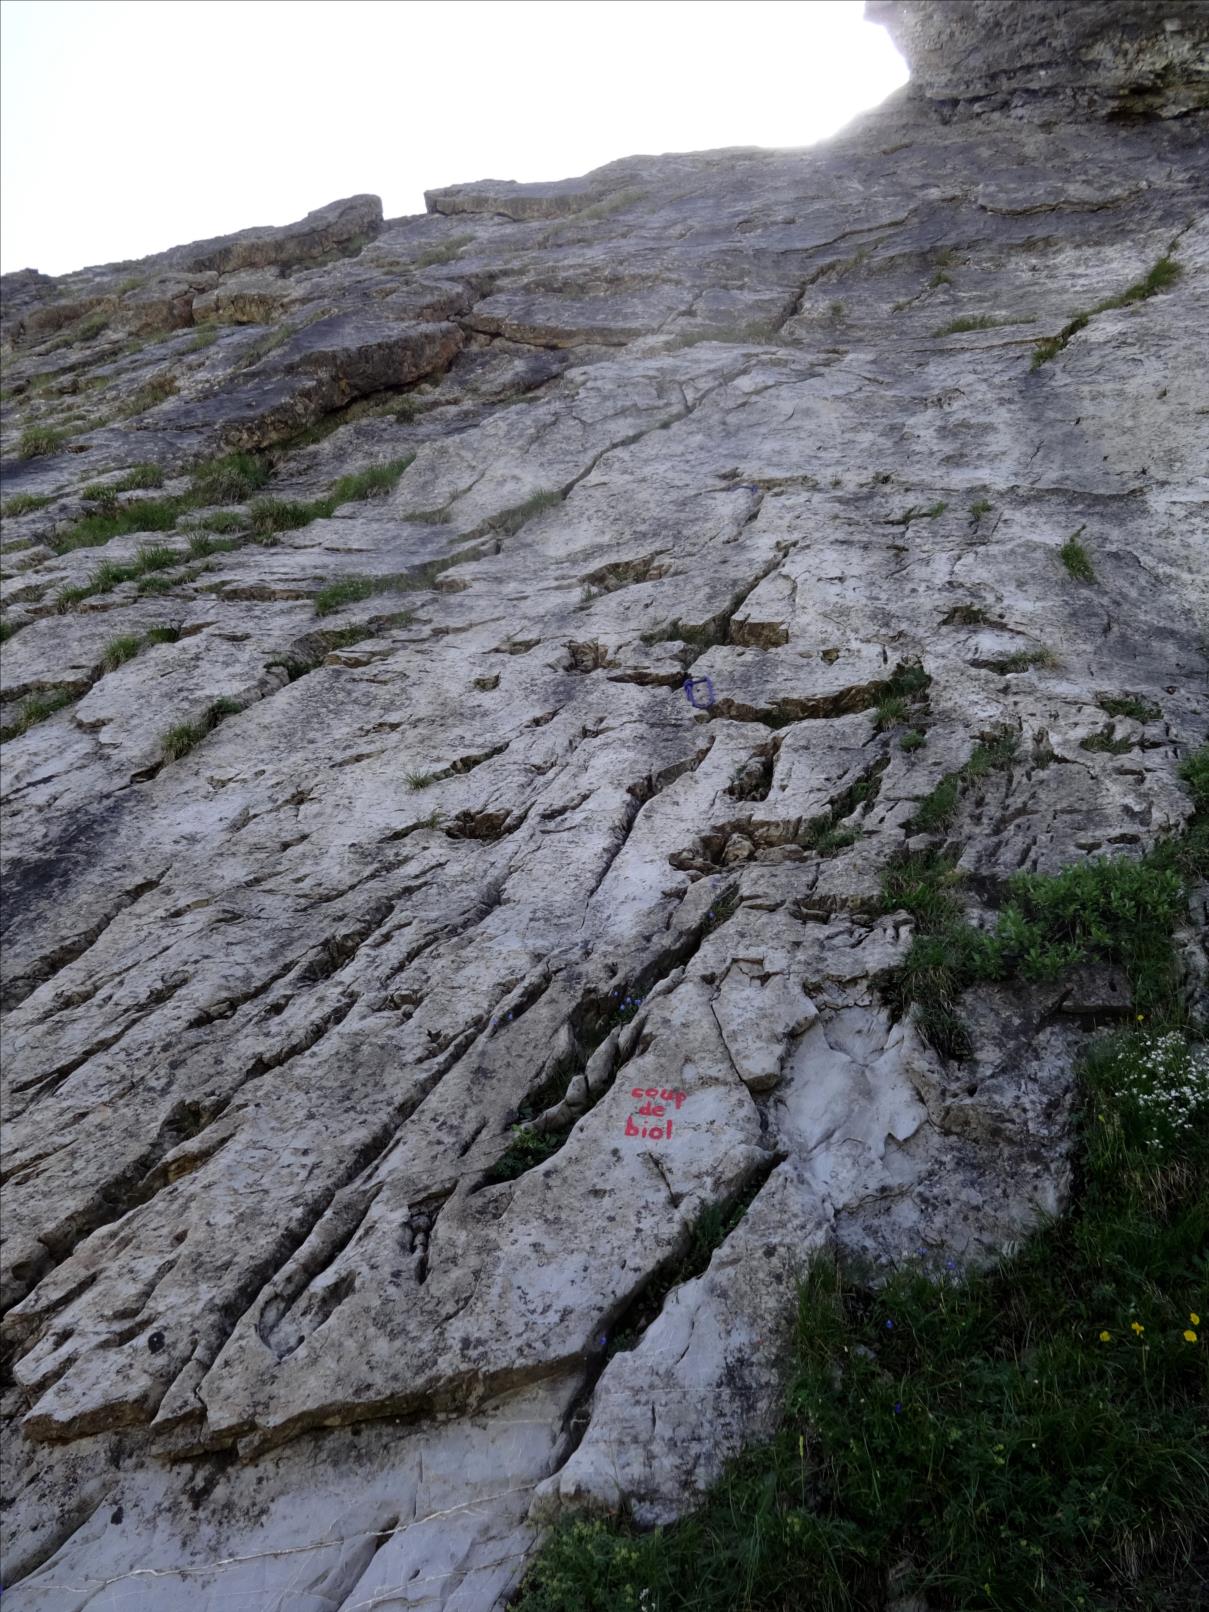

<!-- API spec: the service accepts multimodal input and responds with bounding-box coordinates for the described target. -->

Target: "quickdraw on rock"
[683,675,715,710]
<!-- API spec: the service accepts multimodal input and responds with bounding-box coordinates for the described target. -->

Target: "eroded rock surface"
[2,0,1207,1605]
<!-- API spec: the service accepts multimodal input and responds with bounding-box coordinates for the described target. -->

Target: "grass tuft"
[18,425,70,458]
[0,686,75,742]
[314,577,378,616]
[100,633,144,672]
[1032,254,1182,369]
[161,697,243,761]
[885,501,947,527]
[190,451,269,505]
[117,371,178,417]
[1059,527,1096,582]
[1098,694,1160,723]
[248,497,320,535]
[492,488,563,536]
[2,492,54,517]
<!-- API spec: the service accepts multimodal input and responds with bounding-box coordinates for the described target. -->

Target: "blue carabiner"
[683,676,715,710]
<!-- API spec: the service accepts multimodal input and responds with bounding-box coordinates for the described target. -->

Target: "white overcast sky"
[0,0,907,276]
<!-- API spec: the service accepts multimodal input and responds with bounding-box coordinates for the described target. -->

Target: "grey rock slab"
[2,1374,577,1610]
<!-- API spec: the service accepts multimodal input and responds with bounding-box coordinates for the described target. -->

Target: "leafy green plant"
[194,510,246,535]
[900,728,926,752]
[933,313,996,335]
[134,543,179,573]
[107,463,165,492]
[187,531,239,559]
[484,1124,562,1183]
[326,455,414,505]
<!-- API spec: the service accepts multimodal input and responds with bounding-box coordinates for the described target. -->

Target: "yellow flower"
[1191,1313,1201,1326]
[1136,1013,1145,1022]
[1099,1330,1111,1343]
[1185,1329,1199,1343]
[1130,1322,1144,1335]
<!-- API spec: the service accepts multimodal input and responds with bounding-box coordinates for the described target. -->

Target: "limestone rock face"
[1,1,1206,1605]
[867,0,1209,117]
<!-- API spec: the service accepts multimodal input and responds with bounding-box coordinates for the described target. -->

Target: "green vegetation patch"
[190,451,270,505]
[313,577,380,616]
[18,425,70,459]
[983,647,1059,675]
[2,492,54,517]
[1081,731,1134,756]
[1098,694,1161,723]
[518,756,1209,1609]
[161,696,244,761]
[1059,527,1096,582]
[100,623,181,673]
[48,453,411,579]
[0,686,75,743]
[413,234,472,268]
[53,498,181,554]
[82,464,165,500]
[484,1125,562,1183]
[116,371,178,417]
[492,488,563,536]
[884,500,947,527]
[911,730,1018,835]
[888,746,1207,1057]
[519,1032,1207,1610]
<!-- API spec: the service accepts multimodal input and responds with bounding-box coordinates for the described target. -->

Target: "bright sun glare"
[0,0,907,275]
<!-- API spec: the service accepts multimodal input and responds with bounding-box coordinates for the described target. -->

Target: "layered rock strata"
[2,1,1207,1605]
